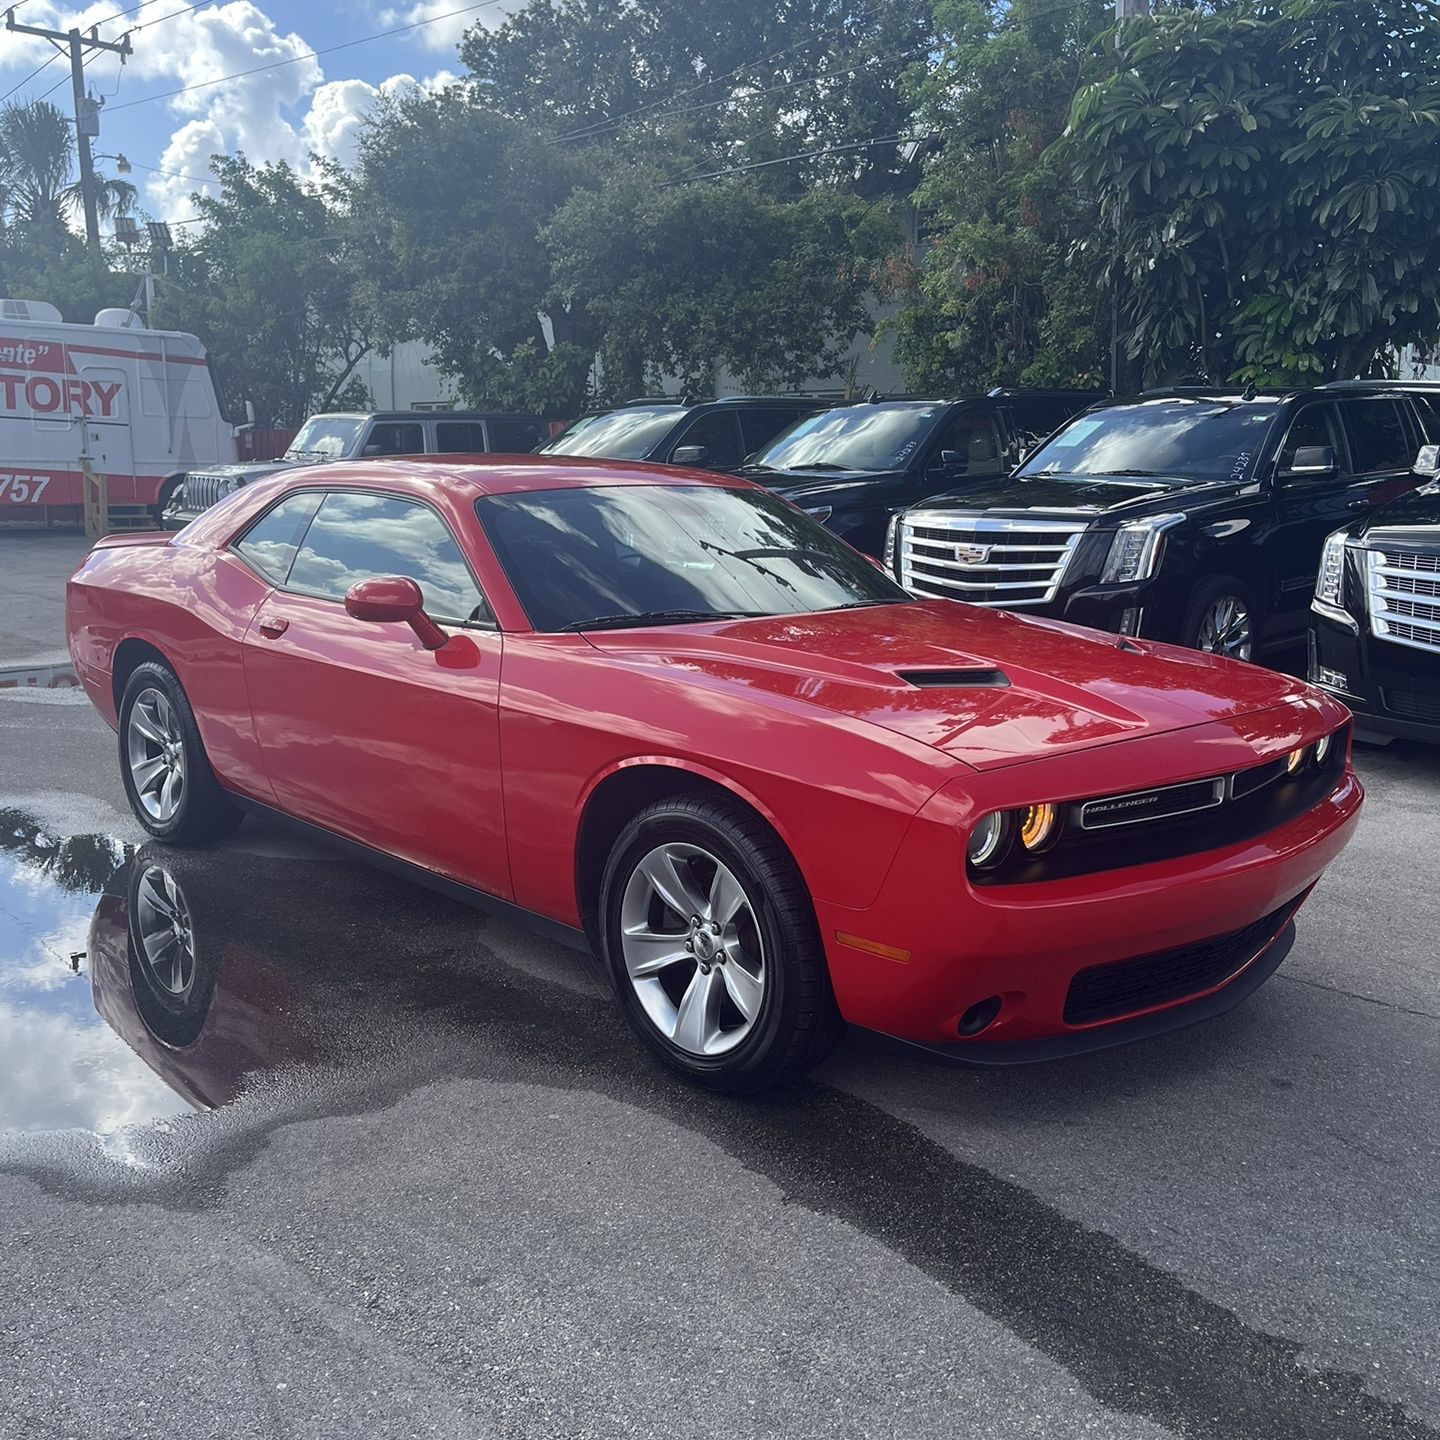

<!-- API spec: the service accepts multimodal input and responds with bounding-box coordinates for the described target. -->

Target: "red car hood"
[585,601,1320,770]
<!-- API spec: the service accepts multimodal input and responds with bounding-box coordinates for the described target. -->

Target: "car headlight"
[967,812,1012,869]
[1313,731,1333,767]
[1100,513,1186,585]
[1017,802,1059,853]
[1315,532,1346,607]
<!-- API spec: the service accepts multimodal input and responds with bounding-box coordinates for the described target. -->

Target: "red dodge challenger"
[67,458,1361,1089]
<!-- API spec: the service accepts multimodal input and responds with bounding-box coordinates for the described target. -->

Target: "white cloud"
[378,0,507,53]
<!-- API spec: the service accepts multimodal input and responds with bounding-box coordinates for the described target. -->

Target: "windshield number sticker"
[0,473,51,504]
[1231,451,1251,479]
[1054,417,1102,446]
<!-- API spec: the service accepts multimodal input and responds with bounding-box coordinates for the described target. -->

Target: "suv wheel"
[598,793,843,1092]
[1183,578,1256,662]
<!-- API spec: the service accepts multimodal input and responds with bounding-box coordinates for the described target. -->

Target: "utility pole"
[3,9,133,251]
[1108,0,1149,392]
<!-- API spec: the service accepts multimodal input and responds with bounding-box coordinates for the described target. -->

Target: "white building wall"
[354,342,459,410]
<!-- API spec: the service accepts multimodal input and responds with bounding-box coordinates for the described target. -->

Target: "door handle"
[257,616,289,639]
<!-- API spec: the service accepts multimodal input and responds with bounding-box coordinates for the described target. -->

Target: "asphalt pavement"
[0,528,1436,1440]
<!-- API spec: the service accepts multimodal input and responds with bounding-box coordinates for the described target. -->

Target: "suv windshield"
[749,403,944,473]
[1020,399,1282,483]
[477,484,905,631]
[538,408,684,460]
[286,417,365,460]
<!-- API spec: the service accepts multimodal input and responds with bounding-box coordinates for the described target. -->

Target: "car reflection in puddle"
[0,812,356,1137]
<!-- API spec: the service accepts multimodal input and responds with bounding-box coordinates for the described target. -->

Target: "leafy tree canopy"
[1067,0,1440,384]
[153,155,373,425]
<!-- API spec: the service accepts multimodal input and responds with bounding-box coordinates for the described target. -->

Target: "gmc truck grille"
[898,513,1086,607]
[178,472,238,513]
[1368,546,1440,653]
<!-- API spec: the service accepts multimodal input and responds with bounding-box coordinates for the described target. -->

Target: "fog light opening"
[957,996,1002,1037]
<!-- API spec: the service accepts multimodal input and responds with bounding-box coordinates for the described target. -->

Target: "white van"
[0,298,238,527]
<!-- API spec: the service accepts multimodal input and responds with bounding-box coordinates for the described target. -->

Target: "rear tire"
[118,661,242,845]
[1181,576,1257,662]
[599,793,842,1092]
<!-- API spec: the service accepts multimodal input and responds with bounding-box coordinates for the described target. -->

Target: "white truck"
[0,297,238,527]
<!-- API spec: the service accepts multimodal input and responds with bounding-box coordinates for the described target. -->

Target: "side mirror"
[361,443,384,457]
[938,449,964,470]
[1286,445,1336,478]
[1414,444,1440,476]
[344,575,448,651]
[670,444,709,467]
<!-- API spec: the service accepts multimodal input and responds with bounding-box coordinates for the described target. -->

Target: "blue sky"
[1,2,513,228]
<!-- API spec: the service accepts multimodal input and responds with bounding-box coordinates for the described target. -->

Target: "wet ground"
[1,529,1437,1440]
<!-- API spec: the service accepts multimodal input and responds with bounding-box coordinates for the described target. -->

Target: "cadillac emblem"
[954,543,991,564]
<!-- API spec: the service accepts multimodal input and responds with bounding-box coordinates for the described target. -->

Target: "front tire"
[1182,576,1257,662]
[598,793,842,1092]
[118,661,242,845]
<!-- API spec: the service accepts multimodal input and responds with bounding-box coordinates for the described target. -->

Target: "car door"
[238,487,510,898]
[1269,400,1369,626]
[915,406,1008,497]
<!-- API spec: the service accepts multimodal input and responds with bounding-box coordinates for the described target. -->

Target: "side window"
[1006,398,1084,444]
[1277,404,1348,478]
[435,421,488,453]
[671,412,744,468]
[233,492,324,584]
[287,492,488,624]
[487,418,547,452]
[1342,399,1413,474]
[740,407,805,455]
[932,411,1005,477]
[1409,395,1440,444]
[363,422,425,457]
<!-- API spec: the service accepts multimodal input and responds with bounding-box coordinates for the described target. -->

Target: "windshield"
[538,408,683,460]
[1019,399,1282,483]
[749,404,943,473]
[286,417,365,460]
[477,483,905,631]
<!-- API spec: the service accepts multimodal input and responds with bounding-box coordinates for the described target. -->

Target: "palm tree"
[0,98,135,232]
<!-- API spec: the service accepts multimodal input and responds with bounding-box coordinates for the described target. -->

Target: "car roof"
[305,410,547,422]
[263,454,763,501]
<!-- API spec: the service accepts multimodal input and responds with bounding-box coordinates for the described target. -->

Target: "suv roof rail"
[622,395,688,406]
[1317,377,1440,390]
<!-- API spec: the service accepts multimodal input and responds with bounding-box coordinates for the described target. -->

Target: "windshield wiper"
[776,461,876,474]
[824,598,910,611]
[559,609,765,632]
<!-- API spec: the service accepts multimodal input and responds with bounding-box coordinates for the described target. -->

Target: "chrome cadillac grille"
[178,471,238,513]
[898,512,1087,607]
[1368,546,1440,653]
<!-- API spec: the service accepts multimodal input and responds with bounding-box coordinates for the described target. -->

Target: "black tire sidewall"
[118,661,235,843]
[125,856,218,1048]
[599,802,821,1090]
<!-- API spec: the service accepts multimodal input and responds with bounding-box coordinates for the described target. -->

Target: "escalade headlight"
[1100,513,1186,585]
[1315,532,1346,607]
[883,513,900,578]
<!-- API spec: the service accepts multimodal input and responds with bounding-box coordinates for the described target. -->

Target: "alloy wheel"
[133,864,196,999]
[618,842,766,1057]
[1196,595,1253,662]
[126,687,187,822]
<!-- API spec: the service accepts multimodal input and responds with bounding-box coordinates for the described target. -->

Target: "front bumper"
[814,703,1361,1051]
[1310,601,1440,744]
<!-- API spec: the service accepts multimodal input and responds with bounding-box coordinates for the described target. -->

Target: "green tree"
[0,99,134,232]
[153,155,372,425]
[1068,0,1440,384]
[894,0,1113,394]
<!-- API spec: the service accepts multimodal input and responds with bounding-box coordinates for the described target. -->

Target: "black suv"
[538,396,817,472]
[740,390,1097,557]
[162,409,550,529]
[1310,444,1440,743]
[885,383,1438,659]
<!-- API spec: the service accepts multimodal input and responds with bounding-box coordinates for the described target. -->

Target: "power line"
[108,0,505,113]
[664,133,911,186]
[0,50,61,107]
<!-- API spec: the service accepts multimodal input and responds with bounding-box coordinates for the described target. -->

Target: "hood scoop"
[896,667,1010,689]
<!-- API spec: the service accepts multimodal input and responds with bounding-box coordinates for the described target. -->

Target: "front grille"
[178,472,237,513]
[899,512,1087,607]
[1063,903,1292,1026]
[1369,546,1440,654]
[1383,689,1440,722]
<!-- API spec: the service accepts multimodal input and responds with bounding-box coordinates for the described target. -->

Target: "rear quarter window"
[233,492,324,584]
